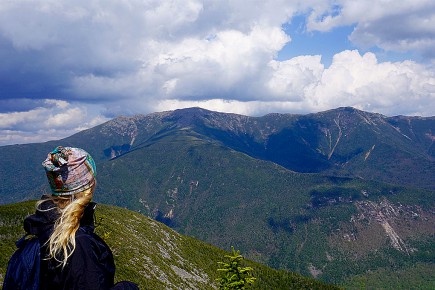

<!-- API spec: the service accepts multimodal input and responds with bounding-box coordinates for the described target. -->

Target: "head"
[43,146,96,197]
[40,146,97,267]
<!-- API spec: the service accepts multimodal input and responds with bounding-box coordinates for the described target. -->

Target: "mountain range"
[0,107,434,287]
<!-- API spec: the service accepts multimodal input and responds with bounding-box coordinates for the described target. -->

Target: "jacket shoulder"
[65,227,115,289]
[75,227,112,257]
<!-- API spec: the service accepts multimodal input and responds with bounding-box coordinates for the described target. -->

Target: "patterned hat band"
[42,146,97,196]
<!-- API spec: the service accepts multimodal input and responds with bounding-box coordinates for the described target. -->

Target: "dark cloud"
[0,98,47,113]
[350,9,435,53]
[307,0,435,60]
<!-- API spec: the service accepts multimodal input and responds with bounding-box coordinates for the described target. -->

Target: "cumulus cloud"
[310,50,435,115]
[267,55,325,100]
[0,0,434,145]
[156,50,435,116]
[150,25,289,100]
[0,100,108,146]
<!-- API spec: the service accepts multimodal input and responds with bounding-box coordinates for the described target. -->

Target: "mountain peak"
[173,107,212,114]
[162,107,211,127]
[318,106,383,118]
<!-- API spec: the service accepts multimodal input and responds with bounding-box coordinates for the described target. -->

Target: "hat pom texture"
[42,146,96,196]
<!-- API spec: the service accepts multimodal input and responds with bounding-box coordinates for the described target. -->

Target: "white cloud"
[69,23,290,105]
[312,50,435,115]
[265,50,435,116]
[44,108,86,128]
[163,50,434,117]
[150,25,289,99]
[0,100,88,130]
[0,100,108,146]
[154,99,308,116]
[0,129,52,145]
[0,108,46,128]
[0,1,435,146]
[267,55,324,100]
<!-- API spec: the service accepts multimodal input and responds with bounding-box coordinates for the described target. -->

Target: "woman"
[7,146,138,290]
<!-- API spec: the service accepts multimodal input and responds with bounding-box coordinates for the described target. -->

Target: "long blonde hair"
[37,184,94,268]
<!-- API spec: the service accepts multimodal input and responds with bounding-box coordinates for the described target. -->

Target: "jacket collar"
[24,196,96,242]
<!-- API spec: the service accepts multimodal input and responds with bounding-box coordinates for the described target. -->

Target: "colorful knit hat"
[42,146,97,196]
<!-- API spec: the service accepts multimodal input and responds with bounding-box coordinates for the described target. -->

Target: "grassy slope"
[0,201,338,290]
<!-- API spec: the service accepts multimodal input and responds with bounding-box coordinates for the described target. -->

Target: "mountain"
[71,106,434,189]
[1,107,434,203]
[0,107,434,287]
[0,200,338,289]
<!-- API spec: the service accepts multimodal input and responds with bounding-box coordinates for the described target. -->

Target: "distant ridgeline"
[0,107,434,288]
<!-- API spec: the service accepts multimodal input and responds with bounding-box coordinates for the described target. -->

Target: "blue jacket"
[22,197,137,290]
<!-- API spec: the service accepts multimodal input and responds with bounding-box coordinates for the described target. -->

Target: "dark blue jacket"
[22,197,137,290]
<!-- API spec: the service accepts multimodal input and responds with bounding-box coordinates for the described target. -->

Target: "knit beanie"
[42,146,97,196]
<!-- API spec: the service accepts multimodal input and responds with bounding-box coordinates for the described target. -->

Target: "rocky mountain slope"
[0,107,433,287]
[80,106,434,188]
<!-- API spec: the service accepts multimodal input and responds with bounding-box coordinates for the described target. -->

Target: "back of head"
[41,146,97,267]
[42,146,96,196]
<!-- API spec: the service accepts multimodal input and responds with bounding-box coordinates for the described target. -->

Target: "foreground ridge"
[0,201,339,289]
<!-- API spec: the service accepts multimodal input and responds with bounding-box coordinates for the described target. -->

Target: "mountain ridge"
[91,106,434,188]
[0,107,433,287]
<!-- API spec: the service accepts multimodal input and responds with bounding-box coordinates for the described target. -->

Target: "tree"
[217,246,256,289]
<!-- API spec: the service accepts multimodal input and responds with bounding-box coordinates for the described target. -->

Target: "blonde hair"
[37,184,95,268]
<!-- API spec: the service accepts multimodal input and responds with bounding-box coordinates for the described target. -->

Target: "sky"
[1,0,435,146]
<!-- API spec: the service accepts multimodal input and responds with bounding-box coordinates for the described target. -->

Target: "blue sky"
[277,15,356,66]
[0,0,435,145]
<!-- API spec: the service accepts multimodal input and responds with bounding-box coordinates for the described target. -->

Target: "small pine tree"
[217,246,256,290]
